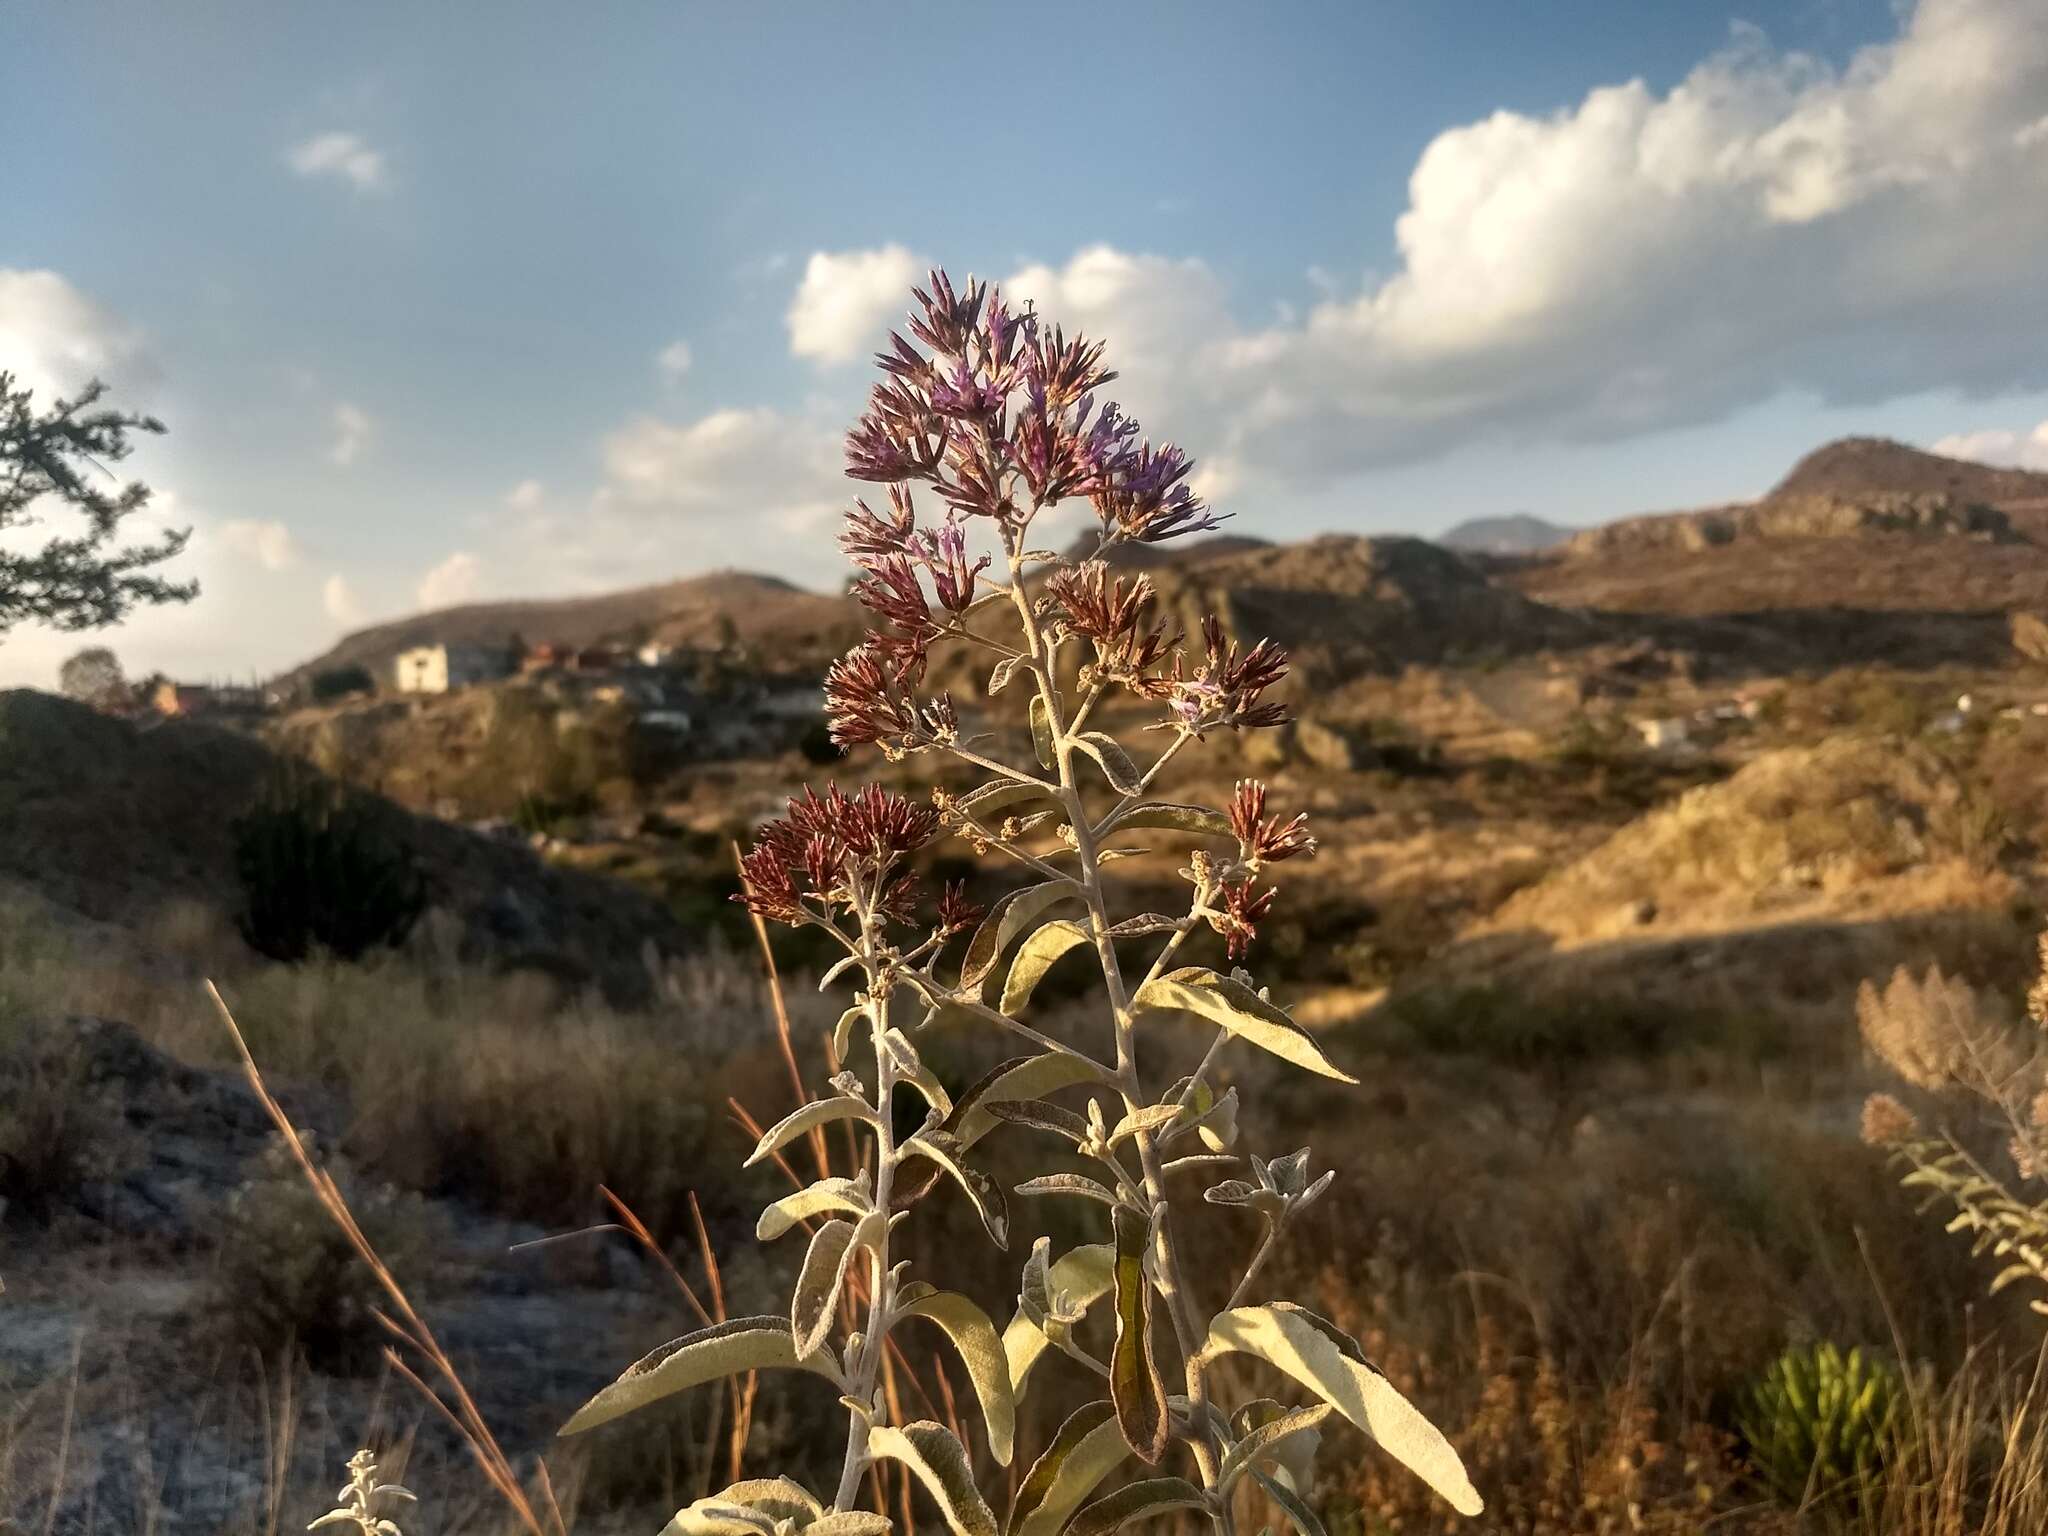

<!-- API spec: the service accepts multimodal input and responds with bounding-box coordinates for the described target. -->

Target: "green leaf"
[957,778,1059,820]
[1000,920,1094,1014]
[832,1004,869,1063]
[897,1289,1019,1466]
[1251,1469,1328,1536]
[805,1516,893,1536]
[903,1131,1010,1248]
[1072,732,1143,794]
[560,1317,837,1435]
[1102,802,1235,840]
[660,1501,778,1536]
[1015,1173,1123,1206]
[1230,1399,1323,1496]
[1218,1404,1333,1492]
[986,655,1028,696]
[881,1026,952,1116]
[867,1422,997,1536]
[1110,1204,1169,1465]
[952,1053,1111,1150]
[963,882,1080,994]
[1131,971,1357,1084]
[1028,694,1057,769]
[1007,1401,1128,1536]
[1109,1104,1183,1147]
[1004,1244,1116,1394]
[745,1098,883,1168]
[1202,1303,1482,1516]
[792,1213,882,1359]
[805,1516,894,1536]
[1065,1478,1209,1536]
[757,1175,873,1241]
[662,1478,822,1535]
[981,1100,1090,1145]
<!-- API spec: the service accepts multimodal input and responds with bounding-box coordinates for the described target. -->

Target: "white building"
[393,643,510,694]
[1633,717,1690,750]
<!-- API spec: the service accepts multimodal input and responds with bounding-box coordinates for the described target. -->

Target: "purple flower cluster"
[735,783,941,927]
[846,270,1221,545]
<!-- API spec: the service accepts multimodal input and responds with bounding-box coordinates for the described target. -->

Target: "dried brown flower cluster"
[569,271,1480,1535]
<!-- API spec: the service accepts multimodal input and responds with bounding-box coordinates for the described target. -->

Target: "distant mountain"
[1771,436,2048,506]
[282,571,861,688]
[1437,513,1577,555]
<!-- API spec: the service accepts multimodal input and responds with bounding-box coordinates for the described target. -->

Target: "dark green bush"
[309,664,376,702]
[232,768,426,961]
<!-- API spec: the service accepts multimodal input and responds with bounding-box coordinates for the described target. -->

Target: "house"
[393,643,512,694]
[1633,717,1690,750]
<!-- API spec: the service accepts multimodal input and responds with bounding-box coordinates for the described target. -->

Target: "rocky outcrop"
[1564,493,2015,561]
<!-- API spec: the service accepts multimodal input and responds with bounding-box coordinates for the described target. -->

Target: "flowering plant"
[560,272,1482,1535]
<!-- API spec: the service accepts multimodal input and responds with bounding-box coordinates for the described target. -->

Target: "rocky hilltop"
[1562,491,2015,560]
[1770,435,2048,506]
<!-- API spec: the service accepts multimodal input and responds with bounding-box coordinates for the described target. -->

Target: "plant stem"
[833,897,900,1512]
[998,537,1235,1530]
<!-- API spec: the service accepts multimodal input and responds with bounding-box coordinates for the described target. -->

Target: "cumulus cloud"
[656,340,693,380]
[1933,420,2048,471]
[417,551,483,609]
[323,574,366,626]
[286,131,386,192]
[987,0,2048,488]
[216,518,299,570]
[505,478,544,512]
[0,268,153,401]
[329,403,371,466]
[787,245,923,364]
[480,406,849,593]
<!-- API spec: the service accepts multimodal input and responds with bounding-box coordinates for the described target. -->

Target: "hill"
[1137,534,1600,683]
[284,571,861,689]
[0,690,688,1000]
[1771,436,2048,506]
[1438,512,1577,555]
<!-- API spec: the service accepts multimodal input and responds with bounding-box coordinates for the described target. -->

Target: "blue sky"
[3,0,2046,687]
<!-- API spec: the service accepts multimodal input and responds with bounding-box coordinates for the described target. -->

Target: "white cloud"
[986,0,2048,487]
[323,574,366,626]
[216,518,299,570]
[0,268,154,402]
[286,131,386,192]
[656,340,693,380]
[329,403,371,466]
[1933,419,2048,471]
[505,478,544,512]
[417,551,483,609]
[787,245,923,364]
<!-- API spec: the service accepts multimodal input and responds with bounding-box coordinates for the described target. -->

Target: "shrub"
[232,767,427,962]
[1737,1340,1907,1507]
[310,664,376,702]
[0,1019,131,1225]
[210,1133,433,1372]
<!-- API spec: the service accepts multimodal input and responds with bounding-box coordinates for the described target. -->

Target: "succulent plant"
[1737,1340,1906,1507]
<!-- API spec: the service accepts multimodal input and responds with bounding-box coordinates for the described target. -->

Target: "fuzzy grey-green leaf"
[1008,1402,1129,1536]
[1065,1477,1210,1536]
[1131,973,1357,1084]
[560,1317,836,1435]
[897,1289,1018,1466]
[746,1098,883,1168]
[756,1176,872,1241]
[1004,1244,1116,1393]
[1202,1304,1481,1516]
[1000,920,1093,1014]
[868,1422,997,1536]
